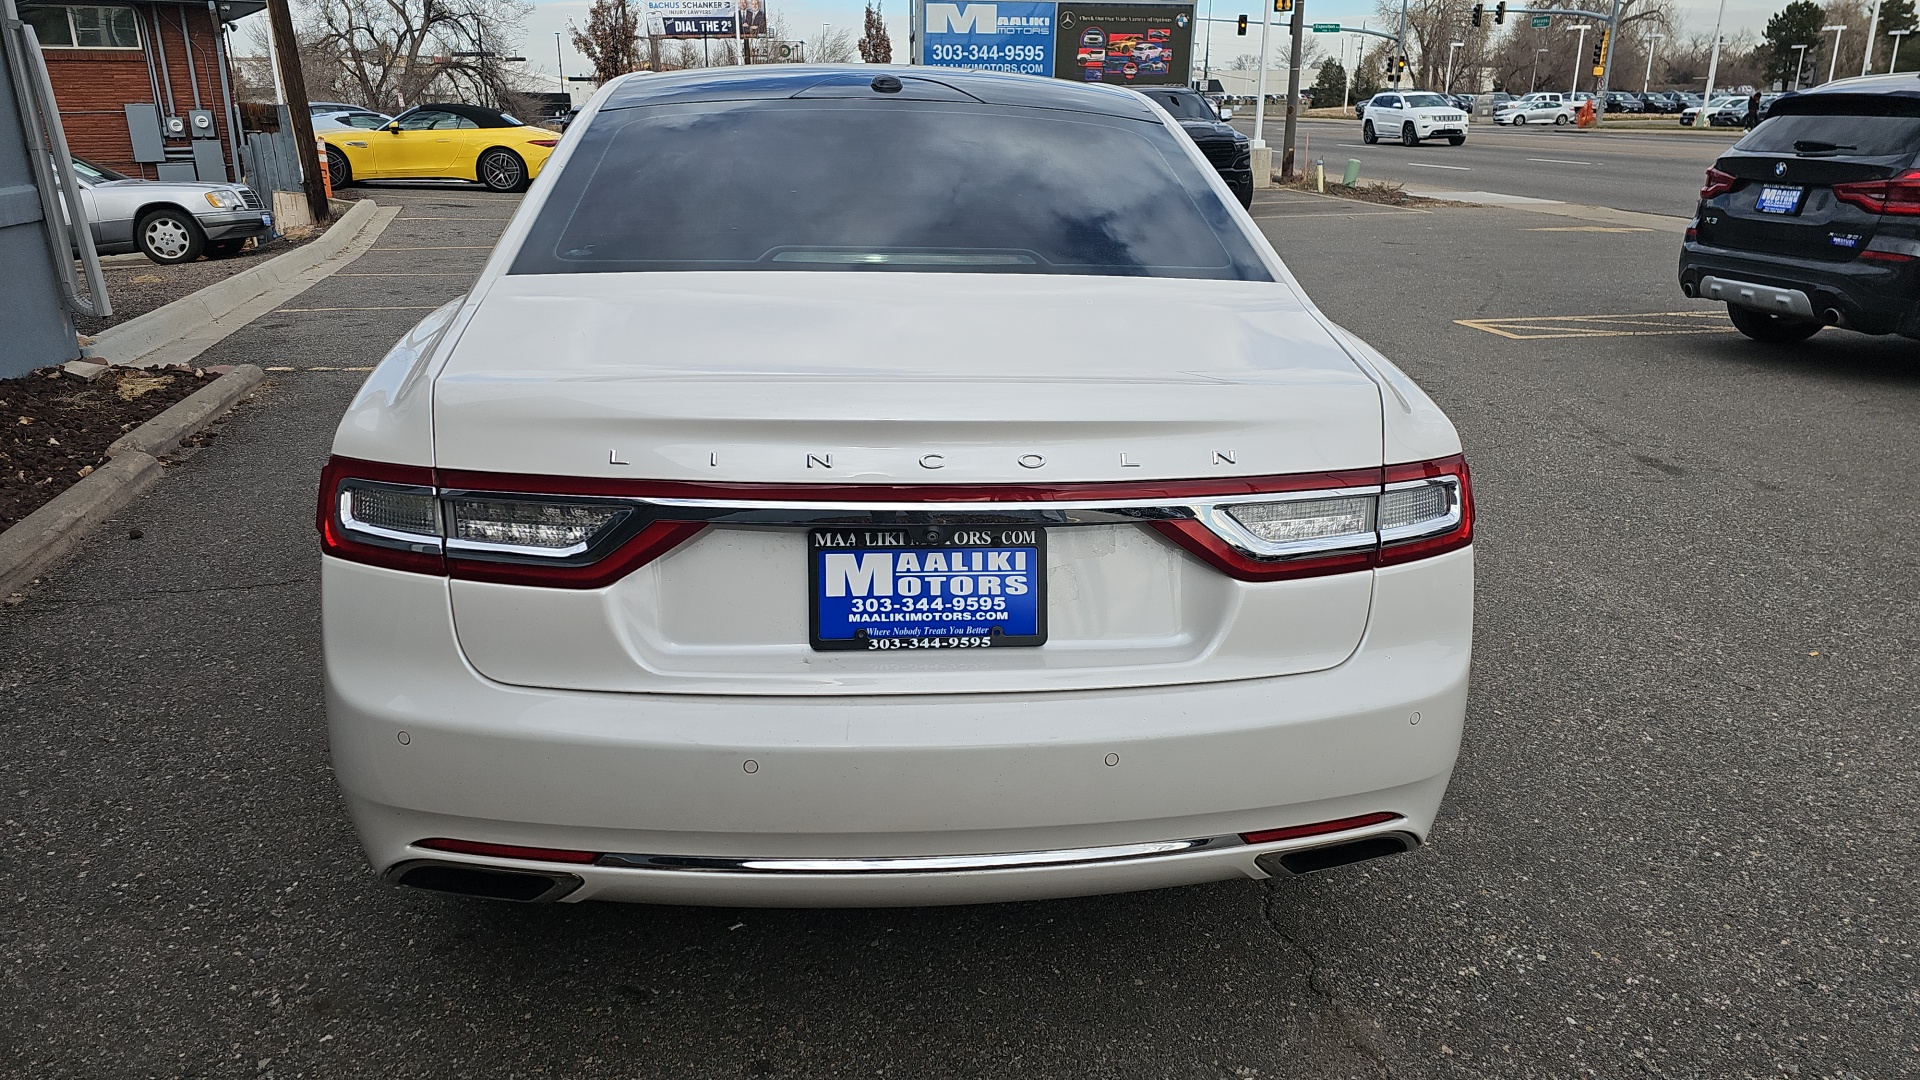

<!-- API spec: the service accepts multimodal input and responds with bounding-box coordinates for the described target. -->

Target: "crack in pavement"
[1260,878,1395,1079]
[5,576,315,610]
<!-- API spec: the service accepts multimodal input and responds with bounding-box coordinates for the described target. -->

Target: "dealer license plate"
[1757,184,1805,215]
[808,526,1046,651]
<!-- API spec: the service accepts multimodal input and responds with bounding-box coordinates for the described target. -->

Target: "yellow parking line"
[369,245,495,250]
[1457,310,1730,340]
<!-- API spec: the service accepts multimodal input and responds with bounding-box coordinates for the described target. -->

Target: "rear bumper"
[1679,239,1920,336]
[324,547,1472,907]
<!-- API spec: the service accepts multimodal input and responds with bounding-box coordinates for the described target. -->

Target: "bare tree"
[571,0,645,81]
[857,0,892,63]
[812,24,857,62]
[297,0,536,112]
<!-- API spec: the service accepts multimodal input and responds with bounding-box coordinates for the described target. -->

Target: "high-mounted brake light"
[1700,166,1737,200]
[1833,170,1920,216]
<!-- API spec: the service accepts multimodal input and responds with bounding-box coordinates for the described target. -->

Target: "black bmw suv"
[1679,74,1920,342]
[1139,87,1254,208]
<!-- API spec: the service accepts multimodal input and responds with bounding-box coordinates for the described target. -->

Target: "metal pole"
[1702,0,1726,100]
[1202,0,1214,86]
[1894,30,1911,73]
[1533,47,1543,91]
[1568,24,1587,94]
[1792,44,1806,90]
[1827,25,1846,84]
[1395,0,1407,85]
[1444,40,1460,92]
[1252,0,1274,147]
[555,31,564,86]
[1643,32,1660,93]
[207,2,242,183]
[1592,0,1620,126]
[1281,0,1304,177]
[1863,0,1882,75]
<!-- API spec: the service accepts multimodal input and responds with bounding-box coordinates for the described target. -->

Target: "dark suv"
[1679,75,1920,342]
[1139,87,1254,207]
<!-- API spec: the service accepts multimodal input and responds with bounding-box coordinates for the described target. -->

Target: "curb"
[0,364,265,600]
[89,200,382,365]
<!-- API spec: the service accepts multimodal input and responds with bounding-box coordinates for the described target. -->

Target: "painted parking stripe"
[1406,162,1471,170]
[1527,157,1594,165]
[274,305,446,313]
[1455,311,1731,340]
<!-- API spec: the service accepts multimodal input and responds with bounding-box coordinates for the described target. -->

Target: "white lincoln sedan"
[320,66,1475,907]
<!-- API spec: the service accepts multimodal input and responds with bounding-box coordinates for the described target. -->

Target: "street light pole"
[1893,28,1913,73]
[1791,43,1808,89]
[1445,40,1463,93]
[1702,0,1727,100]
[1533,47,1547,92]
[1643,32,1662,93]
[1567,24,1589,94]
[1824,24,1847,84]
[554,31,565,93]
[1252,0,1274,148]
[1863,0,1882,75]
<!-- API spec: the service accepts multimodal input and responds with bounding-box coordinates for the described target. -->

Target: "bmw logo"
[1775,162,1788,177]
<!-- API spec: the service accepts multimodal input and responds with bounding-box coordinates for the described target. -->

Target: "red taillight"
[1241,812,1402,845]
[416,837,601,864]
[1859,248,1915,262]
[1377,454,1474,566]
[528,138,560,147]
[317,456,446,576]
[1700,166,1737,200]
[1833,170,1920,215]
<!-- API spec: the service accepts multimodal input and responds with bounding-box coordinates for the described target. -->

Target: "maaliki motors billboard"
[913,0,1193,84]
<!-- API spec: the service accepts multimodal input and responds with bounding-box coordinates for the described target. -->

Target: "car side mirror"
[384,122,402,132]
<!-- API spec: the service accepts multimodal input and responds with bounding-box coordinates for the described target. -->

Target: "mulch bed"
[1,366,213,531]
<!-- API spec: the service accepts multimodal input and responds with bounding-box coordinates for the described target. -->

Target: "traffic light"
[1471,3,1483,27]
[1592,29,1607,67]
[1237,13,1247,34]
[1397,55,1408,73]
[1494,1,1505,24]
[1274,0,1292,11]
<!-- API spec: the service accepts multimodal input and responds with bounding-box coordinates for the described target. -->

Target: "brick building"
[21,0,262,182]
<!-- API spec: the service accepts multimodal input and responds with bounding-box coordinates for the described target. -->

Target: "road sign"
[1530,13,1550,27]
[1312,22,1338,31]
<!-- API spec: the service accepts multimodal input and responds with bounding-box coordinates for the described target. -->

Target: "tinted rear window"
[1737,112,1920,159]
[509,100,1270,280]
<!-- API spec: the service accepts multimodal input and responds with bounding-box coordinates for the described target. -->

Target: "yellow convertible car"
[321,103,560,193]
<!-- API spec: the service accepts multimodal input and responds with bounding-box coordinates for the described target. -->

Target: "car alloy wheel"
[1401,122,1419,146]
[136,208,202,264]
[326,146,352,187]
[1555,113,1570,125]
[1362,120,1377,144]
[479,149,526,193]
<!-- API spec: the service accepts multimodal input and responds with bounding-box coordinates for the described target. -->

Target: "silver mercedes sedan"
[71,157,274,264]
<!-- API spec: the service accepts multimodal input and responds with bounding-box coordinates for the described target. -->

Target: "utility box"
[125,103,164,162]
[191,138,226,182]
[188,108,216,139]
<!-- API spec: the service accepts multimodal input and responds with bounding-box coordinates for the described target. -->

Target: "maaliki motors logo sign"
[923,2,1056,75]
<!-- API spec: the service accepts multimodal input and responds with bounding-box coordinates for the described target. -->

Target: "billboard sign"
[1053,4,1193,86]
[922,3,1057,76]
[647,0,761,37]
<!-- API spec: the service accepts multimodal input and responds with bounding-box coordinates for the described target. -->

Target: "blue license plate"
[1757,184,1804,215]
[809,527,1046,651]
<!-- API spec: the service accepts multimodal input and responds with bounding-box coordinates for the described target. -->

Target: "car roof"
[598,65,1162,122]
[1793,72,1920,100]
[406,102,522,127]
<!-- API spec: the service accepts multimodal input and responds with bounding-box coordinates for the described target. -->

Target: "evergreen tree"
[1310,57,1349,108]
[1760,0,1827,85]
[1879,0,1918,71]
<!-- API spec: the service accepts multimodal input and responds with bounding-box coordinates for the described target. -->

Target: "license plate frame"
[1756,184,1805,215]
[807,526,1047,652]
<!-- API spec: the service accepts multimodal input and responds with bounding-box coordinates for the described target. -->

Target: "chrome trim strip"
[594,836,1228,874]
[445,536,594,558]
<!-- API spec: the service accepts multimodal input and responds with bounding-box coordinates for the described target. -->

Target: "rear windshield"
[1140,90,1219,121]
[509,99,1270,280]
[1738,110,1920,159]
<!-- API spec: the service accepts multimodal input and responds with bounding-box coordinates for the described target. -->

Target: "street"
[2,181,1917,1079]
[1233,117,1736,216]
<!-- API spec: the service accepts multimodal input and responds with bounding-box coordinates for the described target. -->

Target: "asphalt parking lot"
[2,184,1916,1079]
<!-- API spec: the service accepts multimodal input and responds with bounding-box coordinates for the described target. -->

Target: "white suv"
[1361,91,1469,146]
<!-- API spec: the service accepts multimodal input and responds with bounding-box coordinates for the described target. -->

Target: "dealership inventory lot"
[1,193,1915,1078]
